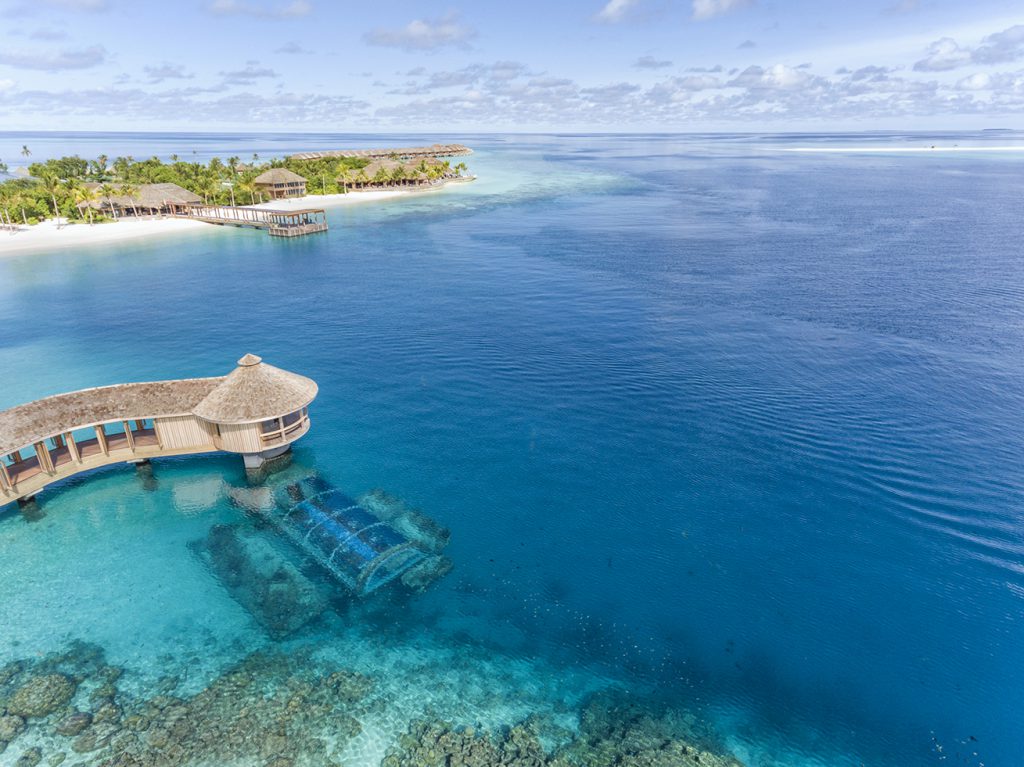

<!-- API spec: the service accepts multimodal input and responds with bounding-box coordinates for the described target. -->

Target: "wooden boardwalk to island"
[168,203,328,238]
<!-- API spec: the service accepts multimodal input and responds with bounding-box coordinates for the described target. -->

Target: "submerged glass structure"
[276,482,425,596]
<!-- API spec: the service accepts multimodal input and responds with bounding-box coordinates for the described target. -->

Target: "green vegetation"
[0,151,470,226]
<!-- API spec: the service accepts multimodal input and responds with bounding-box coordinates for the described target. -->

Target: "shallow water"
[2,132,1024,767]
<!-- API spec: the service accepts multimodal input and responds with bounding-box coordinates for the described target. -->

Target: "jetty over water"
[169,203,328,238]
[0,355,317,504]
[289,143,473,161]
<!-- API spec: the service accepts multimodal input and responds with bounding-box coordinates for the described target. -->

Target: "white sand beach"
[0,189,424,259]
[0,217,210,259]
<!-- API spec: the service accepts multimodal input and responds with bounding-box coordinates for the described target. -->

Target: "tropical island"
[0,143,474,254]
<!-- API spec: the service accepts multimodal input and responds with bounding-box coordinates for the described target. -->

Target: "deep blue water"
[2,133,1024,766]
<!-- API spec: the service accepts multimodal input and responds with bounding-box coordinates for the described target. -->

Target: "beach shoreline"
[0,188,423,259]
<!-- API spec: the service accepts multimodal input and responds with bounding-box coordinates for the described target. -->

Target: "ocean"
[1,132,1023,767]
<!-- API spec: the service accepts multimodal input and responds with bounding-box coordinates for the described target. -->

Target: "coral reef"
[1,639,743,767]
[0,642,375,767]
[192,523,327,639]
[382,692,745,767]
[6,675,77,719]
[359,488,452,554]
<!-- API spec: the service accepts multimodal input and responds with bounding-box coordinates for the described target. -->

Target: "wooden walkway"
[168,203,328,238]
[0,355,317,504]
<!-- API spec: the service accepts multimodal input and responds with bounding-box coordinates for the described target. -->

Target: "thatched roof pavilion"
[192,353,318,424]
[254,168,307,199]
[0,355,318,503]
[79,183,201,215]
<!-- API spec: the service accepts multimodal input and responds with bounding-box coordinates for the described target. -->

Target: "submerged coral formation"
[0,641,374,766]
[0,640,742,767]
[382,692,744,767]
[192,523,326,639]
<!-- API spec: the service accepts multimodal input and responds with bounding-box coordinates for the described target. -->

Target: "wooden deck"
[168,203,328,238]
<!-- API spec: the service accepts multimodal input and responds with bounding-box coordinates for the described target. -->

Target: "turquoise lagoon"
[1,133,1024,766]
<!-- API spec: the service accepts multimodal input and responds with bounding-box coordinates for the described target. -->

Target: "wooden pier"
[0,355,317,504]
[168,203,328,238]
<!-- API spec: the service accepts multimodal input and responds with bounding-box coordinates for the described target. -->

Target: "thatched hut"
[254,168,307,200]
[78,183,201,217]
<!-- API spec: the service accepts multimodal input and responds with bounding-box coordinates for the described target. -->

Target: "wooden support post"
[66,432,80,463]
[96,425,108,455]
[123,421,135,451]
[0,459,11,492]
[35,442,54,474]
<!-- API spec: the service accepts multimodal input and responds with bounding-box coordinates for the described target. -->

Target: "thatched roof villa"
[0,354,317,504]
[254,168,307,200]
[78,182,201,216]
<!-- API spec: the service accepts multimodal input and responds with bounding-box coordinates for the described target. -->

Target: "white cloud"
[914,25,1024,71]
[0,46,106,71]
[363,12,476,51]
[634,55,673,69]
[142,64,194,84]
[913,37,971,71]
[973,25,1024,65]
[220,65,279,86]
[0,79,15,92]
[207,0,311,18]
[955,73,991,91]
[595,0,639,23]
[728,64,816,90]
[275,41,311,54]
[692,0,755,22]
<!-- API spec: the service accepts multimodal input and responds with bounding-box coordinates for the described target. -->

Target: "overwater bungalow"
[344,158,459,191]
[77,182,201,217]
[0,354,317,504]
[290,144,473,161]
[253,168,307,200]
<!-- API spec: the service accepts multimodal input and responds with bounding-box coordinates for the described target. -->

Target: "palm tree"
[119,183,140,217]
[237,178,257,205]
[39,173,63,227]
[20,145,30,159]
[227,156,240,177]
[69,181,96,225]
[0,159,8,174]
[98,183,117,219]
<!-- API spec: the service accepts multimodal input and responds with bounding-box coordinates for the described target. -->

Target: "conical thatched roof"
[254,168,306,185]
[192,354,318,424]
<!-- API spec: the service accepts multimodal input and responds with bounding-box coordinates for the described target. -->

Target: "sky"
[0,0,1022,131]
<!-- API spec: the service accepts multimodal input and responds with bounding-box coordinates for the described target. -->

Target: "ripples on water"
[1,132,1023,767]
